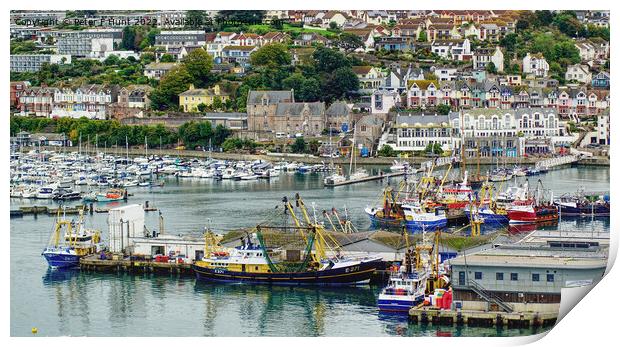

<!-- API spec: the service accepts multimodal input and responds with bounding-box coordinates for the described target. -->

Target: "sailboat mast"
[349,127,355,177]
[460,108,466,180]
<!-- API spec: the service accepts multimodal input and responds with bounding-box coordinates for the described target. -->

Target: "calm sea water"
[10,165,609,336]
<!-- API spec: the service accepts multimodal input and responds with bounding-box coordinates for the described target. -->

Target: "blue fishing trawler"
[42,209,102,269]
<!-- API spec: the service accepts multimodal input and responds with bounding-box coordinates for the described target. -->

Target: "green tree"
[249,43,291,68]
[334,32,363,52]
[281,73,321,102]
[485,62,497,74]
[160,54,175,63]
[140,52,156,64]
[436,104,451,115]
[140,28,160,50]
[499,33,518,52]
[424,142,443,155]
[418,30,427,42]
[185,10,209,29]
[378,145,396,157]
[121,26,136,50]
[322,67,359,102]
[197,103,208,112]
[181,48,215,88]
[215,10,265,28]
[308,139,320,155]
[212,96,223,111]
[291,137,307,153]
[553,12,582,38]
[150,66,193,110]
[213,124,232,146]
[312,46,351,73]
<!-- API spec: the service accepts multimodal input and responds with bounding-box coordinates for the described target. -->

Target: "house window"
[532,273,540,282]
[474,272,482,280]
[510,273,518,281]
[496,272,504,280]
[547,274,555,282]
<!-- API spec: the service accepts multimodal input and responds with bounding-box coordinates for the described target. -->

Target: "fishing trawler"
[365,185,447,232]
[554,191,610,217]
[193,195,383,285]
[41,208,102,268]
[463,182,509,226]
[507,181,558,224]
[378,229,449,312]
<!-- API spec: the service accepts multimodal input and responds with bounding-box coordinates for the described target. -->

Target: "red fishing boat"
[507,180,558,224]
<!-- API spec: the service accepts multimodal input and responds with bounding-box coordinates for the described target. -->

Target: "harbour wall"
[21,146,610,167]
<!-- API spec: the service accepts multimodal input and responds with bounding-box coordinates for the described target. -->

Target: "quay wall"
[22,146,610,167]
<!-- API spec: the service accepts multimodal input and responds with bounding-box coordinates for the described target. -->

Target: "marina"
[10,148,609,336]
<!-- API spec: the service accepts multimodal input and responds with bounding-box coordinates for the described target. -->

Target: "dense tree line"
[10,116,235,150]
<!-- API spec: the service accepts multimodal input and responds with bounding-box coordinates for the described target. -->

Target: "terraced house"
[50,84,118,119]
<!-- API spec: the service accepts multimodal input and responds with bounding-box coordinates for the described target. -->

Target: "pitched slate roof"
[247,90,294,105]
[325,101,351,117]
[275,102,325,116]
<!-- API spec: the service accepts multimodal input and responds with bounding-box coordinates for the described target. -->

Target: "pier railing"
[467,279,514,313]
[535,155,580,170]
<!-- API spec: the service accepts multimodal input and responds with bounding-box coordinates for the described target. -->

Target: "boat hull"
[193,260,381,286]
[377,296,424,313]
[464,210,509,225]
[42,251,80,268]
[368,214,447,232]
[555,203,610,217]
[508,207,558,224]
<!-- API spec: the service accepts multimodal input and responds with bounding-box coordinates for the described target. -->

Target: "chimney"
[189,84,195,90]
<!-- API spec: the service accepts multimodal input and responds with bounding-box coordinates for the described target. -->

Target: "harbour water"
[10,165,609,336]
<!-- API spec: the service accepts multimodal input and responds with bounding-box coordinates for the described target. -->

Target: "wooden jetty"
[10,205,88,217]
[80,254,193,275]
[409,306,557,328]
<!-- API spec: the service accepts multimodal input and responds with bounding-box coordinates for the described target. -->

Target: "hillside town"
[10,10,610,158]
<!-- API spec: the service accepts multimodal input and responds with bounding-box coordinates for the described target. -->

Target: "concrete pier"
[409,307,557,328]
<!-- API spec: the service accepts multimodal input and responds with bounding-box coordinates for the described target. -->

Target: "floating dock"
[408,306,557,328]
[10,205,87,217]
[324,171,407,187]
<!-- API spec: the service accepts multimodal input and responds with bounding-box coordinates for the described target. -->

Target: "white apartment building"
[10,54,71,72]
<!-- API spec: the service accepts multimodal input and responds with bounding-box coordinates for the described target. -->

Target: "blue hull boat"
[377,297,424,313]
[42,249,80,268]
[464,210,509,225]
[369,215,447,232]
